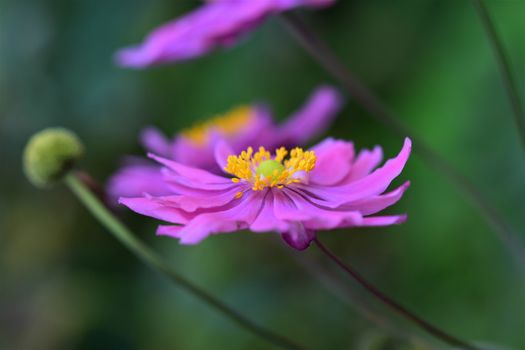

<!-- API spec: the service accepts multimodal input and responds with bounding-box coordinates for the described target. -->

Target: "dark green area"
[1,0,524,349]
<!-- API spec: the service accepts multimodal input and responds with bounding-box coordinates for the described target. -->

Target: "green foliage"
[1,0,524,349]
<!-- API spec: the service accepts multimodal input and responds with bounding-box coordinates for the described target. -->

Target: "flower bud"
[23,128,84,187]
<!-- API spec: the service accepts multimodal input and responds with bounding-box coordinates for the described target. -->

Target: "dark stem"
[287,248,438,349]
[279,12,525,272]
[65,173,305,350]
[313,238,482,350]
[472,0,525,153]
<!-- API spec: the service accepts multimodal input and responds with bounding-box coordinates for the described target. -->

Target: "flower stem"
[472,0,525,153]
[288,248,438,349]
[313,238,482,350]
[64,173,305,350]
[279,12,525,272]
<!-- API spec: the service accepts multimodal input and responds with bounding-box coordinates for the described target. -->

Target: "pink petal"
[119,196,192,225]
[160,174,240,197]
[226,105,276,152]
[140,127,172,158]
[174,191,265,244]
[309,138,354,185]
[249,191,288,232]
[359,215,408,227]
[157,225,184,238]
[172,136,218,170]
[214,140,235,172]
[106,164,170,202]
[341,181,410,215]
[281,222,316,251]
[276,86,343,146]
[149,153,232,186]
[162,186,243,212]
[298,138,411,205]
[345,145,383,182]
[274,189,363,230]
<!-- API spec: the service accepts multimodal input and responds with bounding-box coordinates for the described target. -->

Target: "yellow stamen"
[225,146,317,194]
[181,105,253,146]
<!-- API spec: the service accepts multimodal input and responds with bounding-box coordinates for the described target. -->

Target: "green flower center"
[255,160,285,178]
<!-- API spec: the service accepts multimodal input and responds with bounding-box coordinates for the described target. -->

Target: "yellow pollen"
[224,146,316,195]
[181,105,253,146]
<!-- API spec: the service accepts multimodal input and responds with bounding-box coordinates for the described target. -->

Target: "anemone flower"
[119,137,411,250]
[108,85,342,200]
[116,0,336,68]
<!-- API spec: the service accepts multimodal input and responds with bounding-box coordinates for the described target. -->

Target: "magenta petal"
[149,153,232,186]
[345,145,383,182]
[119,196,191,224]
[172,136,220,171]
[300,138,411,205]
[276,86,343,146]
[214,140,235,172]
[227,105,275,151]
[342,181,410,215]
[359,214,408,227]
[341,138,411,197]
[309,138,354,185]
[281,222,316,251]
[272,190,312,221]
[174,191,265,244]
[157,225,184,238]
[140,127,172,158]
[130,186,244,213]
[250,191,289,233]
[275,189,363,230]
[160,174,239,196]
[177,215,238,244]
[106,164,170,202]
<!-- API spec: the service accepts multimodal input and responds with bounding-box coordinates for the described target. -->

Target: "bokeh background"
[2,0,525,349]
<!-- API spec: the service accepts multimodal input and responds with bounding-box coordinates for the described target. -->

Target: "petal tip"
[396,214,408,224]
[404,137,412,151]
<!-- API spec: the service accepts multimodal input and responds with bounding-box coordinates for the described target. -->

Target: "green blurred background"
[1,0,525,349]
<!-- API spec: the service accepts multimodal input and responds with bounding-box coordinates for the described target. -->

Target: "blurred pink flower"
[107,86,342,201]
[119,137,411,250]
[115,0,336,67]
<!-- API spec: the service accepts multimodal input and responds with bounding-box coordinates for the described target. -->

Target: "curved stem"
[472,0,525,152]
[287,248,438,349]
[313,238,482,350]
[64,173,305,350]
[279,12,525,272]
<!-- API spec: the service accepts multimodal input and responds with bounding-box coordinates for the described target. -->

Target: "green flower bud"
[23,128,84,188]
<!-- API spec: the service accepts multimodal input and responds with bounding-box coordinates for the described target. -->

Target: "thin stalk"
[472,0,525,152]
[279,12,525,271]
[288,249,438,349]
[313,238,482,350]
[64,173,305,350]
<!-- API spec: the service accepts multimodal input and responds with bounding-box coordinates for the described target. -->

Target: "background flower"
[116,0,336,67]
[107,85,342,201]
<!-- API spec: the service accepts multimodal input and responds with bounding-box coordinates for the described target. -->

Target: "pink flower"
[119,137,411,250]
[107,86,342,201]
[115,0,336,67]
